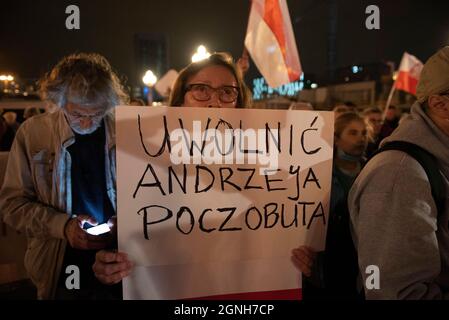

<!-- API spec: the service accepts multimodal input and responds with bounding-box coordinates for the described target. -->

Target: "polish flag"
[244,0,302,88]
[395,52,423,95]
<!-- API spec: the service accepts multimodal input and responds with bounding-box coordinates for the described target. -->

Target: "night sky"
[1,0,449,86]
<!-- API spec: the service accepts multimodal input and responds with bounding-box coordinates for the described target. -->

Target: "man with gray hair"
[349,47,449,299]
[0,53,129,299]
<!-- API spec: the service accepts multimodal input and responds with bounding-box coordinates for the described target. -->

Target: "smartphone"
[84,223,111,236]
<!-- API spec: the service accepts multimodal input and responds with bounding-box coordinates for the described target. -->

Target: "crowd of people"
[0,107,43,151]
[293,47,449,300]
[292,98,407,299]
[0,46,448,300]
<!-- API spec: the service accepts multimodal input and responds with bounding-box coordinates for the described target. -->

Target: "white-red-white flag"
[244,0,302,88]
[395,52,423,95]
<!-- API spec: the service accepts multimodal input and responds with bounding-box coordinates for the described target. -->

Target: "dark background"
[1,0,448,86]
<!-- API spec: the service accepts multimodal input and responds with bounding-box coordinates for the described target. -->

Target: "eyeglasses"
[64,109,105,122]
[186,83,239,103]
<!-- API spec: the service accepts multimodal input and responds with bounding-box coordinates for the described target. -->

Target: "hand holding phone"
[84,223,111,235]
[64,215,112,250]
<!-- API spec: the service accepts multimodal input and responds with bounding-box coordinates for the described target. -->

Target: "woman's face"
[182,65,238,108]
[335,120,368,157]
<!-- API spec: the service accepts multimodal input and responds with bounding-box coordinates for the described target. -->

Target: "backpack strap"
[372,141,445,216]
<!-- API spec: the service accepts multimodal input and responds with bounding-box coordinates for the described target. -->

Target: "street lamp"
[192,45,211,63]
[142,70,157,105]
[0,74,14,94]
[142,70,157,87]
[0,75,14,81]
[392,71,398,81]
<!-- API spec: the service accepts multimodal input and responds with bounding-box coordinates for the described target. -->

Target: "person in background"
[129,98,146,106]
[3,111,20,132]
[236,48,250,76]
[92,52,252,285]
[0,116,15,151]
[362,107,384,158]
[23,107,42,120]
[379,105,401,139]
[0,52,129,299]
[291,112,368,300]
[344,101,358,113]
[333,104,351,119]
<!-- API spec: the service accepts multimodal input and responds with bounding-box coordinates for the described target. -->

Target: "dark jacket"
[302,165,361,300]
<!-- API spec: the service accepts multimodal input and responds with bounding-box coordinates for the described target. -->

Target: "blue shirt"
[56,122,119,299]
[68,122,114,224]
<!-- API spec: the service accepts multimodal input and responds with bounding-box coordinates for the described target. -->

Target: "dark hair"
[129,98,146,106]
[333,105,350,113]
[362,107,382,116]
[344,101,357,108]
[168,52,251,108]
[38,52,129,109]
[335,112,365,138]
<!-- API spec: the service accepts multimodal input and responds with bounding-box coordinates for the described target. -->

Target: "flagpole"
[384,82,396,119]
[237,0,253,76]
[242,0,252,55]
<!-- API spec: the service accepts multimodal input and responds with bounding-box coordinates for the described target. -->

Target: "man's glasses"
[186,83,239,103]
[64,109,105,122]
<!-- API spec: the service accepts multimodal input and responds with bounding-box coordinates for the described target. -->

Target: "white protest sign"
[116,106,334,300]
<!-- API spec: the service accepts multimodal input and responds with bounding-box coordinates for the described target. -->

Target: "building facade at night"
[133,33,168,100]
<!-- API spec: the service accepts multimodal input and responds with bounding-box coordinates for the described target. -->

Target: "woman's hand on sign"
[291,246,317,277]
[93,250,134,285]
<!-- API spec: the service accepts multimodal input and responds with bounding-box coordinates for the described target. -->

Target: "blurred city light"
[142,70,157,86]
[192,45,211,63]
[392,71,398,81]
[0,74,14,81]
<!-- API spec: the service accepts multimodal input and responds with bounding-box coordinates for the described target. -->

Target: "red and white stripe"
[395,52,423,95]
[245,0,302,88]
[124,261,302,300]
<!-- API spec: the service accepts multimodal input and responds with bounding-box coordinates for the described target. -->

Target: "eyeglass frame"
[185,83,240,103]
[63,108,106,122]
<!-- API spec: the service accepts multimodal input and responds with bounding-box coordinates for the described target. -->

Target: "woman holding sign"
[169,52,252,109]
[291,112,368,300]
[93,52,251,286]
